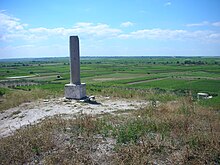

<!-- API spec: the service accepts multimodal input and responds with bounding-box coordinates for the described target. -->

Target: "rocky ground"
[0,96,148,138]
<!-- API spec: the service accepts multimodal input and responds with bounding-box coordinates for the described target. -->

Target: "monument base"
[65,83,86,99]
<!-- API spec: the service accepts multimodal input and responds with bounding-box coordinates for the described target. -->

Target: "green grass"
[0,87,9,96]
[127,78,220,92]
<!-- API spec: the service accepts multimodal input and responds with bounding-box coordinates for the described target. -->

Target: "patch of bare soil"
[0,96,148,138]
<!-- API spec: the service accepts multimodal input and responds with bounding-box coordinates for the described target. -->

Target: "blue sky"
[0,0,220,58]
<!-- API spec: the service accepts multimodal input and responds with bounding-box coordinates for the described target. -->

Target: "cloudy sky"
[0,0,220,59]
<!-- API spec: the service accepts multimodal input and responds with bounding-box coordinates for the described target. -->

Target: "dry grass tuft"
[0,118,58,164]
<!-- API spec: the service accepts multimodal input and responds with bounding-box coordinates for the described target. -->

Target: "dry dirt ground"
[0,96,148,138]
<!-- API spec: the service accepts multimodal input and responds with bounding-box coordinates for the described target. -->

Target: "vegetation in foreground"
[0,57,219,164]
[0,96,219,164]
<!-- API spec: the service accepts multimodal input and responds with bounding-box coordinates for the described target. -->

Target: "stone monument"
[65,36,86,99]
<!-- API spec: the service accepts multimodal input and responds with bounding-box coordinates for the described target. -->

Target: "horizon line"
[0,55,220,61]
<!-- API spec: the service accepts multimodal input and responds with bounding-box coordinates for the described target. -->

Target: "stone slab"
[69,36,81,85]
[65,83,86,99]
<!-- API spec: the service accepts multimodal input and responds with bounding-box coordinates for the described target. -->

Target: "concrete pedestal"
[65,83,86,99]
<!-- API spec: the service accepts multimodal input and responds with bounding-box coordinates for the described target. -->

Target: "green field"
[0,56,220,109]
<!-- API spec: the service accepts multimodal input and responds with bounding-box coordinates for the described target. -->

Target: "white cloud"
[208,33,220,39]
[212,22,220,27]
[186,21,220,27]
[0,11,122,42]
[74,22,122,37]
[0,11,27,32]
[29,23,122,39]
[120,21,134,27]
[119,29,187,40]
[164,2,172,6]
[2,11,219,44]
[119,28,220,42]
[186,21,209,27]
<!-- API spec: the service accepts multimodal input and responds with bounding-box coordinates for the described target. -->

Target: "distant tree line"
[183,60,207,65]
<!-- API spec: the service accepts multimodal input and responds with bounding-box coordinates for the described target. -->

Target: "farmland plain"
[1,56,219,109]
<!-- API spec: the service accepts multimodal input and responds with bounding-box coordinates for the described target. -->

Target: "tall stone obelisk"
[65,36,86,99]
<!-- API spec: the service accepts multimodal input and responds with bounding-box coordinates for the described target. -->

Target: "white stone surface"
[65,83,86,99]
[0,96,149,138]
